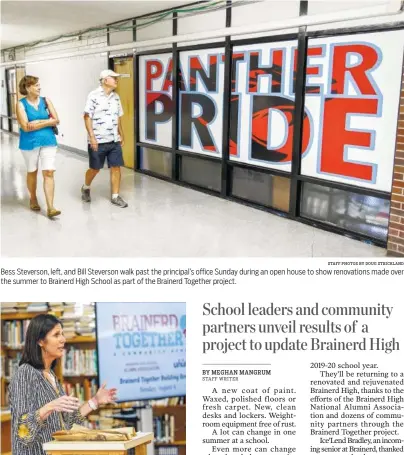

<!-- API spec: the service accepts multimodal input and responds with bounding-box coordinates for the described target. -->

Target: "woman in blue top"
[16,76,61,218]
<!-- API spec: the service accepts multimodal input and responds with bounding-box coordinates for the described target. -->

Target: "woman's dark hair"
[19,314,62,370]
[19,75,39,96]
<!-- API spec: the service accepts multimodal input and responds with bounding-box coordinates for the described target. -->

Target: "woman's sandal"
[30,201,41,211]
[47,208,61,218]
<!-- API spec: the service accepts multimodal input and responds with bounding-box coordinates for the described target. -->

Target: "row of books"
[1,302,61,313]
[91,397,186,410]
[1,302,28,313]
[153,414,176,443]
[2,320,30,347]
[152,396,186,406]
[62,347,98,376]
[1,303,96,341]
[1,352,22,379]
[77,304,96,337]
[60,319,80,339]
[156,448,179,455]
[60,303,79,339]
[59,303,96,338]
[63,378,98,402]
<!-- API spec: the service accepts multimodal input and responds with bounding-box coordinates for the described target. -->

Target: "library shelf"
[1,311,62,321]
[1,344,23,350]
[152,405,186,410]
[155,441,186,446]
[65,336,96,343]
[63,374,98,378]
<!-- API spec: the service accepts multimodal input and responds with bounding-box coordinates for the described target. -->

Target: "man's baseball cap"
[99,69,121,80]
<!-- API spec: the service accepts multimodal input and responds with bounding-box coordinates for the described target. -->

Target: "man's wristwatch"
[88,398,98,411]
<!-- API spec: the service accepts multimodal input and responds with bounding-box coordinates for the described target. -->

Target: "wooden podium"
[1,410,12,454]
[43,431,153,455]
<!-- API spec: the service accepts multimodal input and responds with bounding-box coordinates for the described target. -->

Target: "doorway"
[5,66,25,134]
[113,56,135,169]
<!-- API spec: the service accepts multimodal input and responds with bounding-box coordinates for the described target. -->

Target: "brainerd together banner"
[139,30,404,193]
[96,302,186,401]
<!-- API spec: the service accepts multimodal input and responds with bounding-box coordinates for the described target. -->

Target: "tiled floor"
[1,132,386,257]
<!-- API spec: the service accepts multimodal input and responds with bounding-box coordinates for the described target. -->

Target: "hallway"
[1,132,386,257]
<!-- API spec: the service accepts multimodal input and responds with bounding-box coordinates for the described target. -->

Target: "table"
[43,431,153,455]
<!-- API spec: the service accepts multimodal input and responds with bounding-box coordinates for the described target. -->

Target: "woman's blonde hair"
[19,75,39,96]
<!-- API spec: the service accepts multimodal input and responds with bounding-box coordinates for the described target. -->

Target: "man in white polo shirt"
[81,69,128,208]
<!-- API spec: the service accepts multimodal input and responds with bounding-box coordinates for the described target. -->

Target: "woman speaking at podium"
[8,314,117,455]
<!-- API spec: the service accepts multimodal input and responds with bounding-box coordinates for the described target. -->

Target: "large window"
[6,69,17,119]
[138,53,173,149]
[230,40,298,172]
[136,29,404,245]
[5,67,25,133]
[301,183,390,242]
[178,47,225,157]
[139,147,172,178]
[231,167,290,212]
[179,155,221,192]
[301,32,403,194]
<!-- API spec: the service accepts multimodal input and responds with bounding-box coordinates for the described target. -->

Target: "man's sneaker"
[111,195,128,208]
[81,186,91,202]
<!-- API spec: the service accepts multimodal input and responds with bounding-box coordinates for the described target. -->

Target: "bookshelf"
[1,309,63,407]
[1,306,63,455]
[1,311,62,321]
[62,336,97,402]
[0,304,186,455]
[153,405,186,455]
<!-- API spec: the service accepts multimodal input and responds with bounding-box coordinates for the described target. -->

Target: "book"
[62,347,97,376]
[26,303,49,312]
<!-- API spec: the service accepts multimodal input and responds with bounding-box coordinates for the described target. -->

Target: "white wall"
[109,20,134,55]
[229,0,401,39]
[308,0,388,15]
[137,14,173,51]
[231,0,300,40]
[178,9,226,46]
[109,20,133,45]
[15,49,25,61]
[26,53,107,151]
[307,0,404,31]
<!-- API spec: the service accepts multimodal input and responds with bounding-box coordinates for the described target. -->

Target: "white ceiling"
[1,0,196,49]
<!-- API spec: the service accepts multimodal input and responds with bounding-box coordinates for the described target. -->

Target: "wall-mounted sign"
[139,53,173,148]
[138,30,404,192]
[178,48,225,157]
[301,31,404,192]
[230,40,298,173]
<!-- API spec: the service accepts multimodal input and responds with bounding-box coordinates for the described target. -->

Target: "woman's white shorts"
[21,146,57,172]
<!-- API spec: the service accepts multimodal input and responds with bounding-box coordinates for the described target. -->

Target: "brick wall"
[387,65,404,257]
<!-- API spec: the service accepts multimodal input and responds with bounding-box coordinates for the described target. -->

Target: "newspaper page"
[1,2,404,455]
[1,259,403,455]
